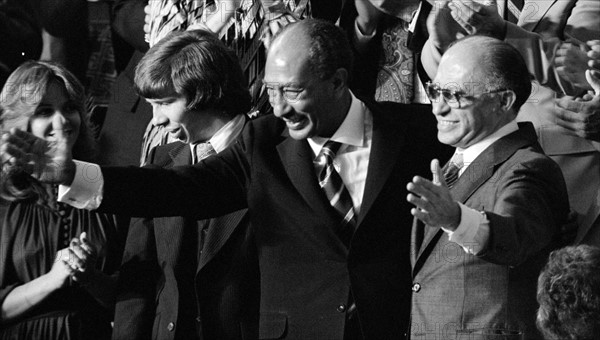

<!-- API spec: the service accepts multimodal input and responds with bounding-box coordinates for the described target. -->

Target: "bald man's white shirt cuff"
[442,203,490,255]
[57,160,103,210]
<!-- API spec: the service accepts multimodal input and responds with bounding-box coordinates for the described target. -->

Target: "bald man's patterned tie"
[443,153,463,189]
[317,141,357,245]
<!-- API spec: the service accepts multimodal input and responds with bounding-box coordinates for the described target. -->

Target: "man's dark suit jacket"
[112,142,259,340]
[410,123,569,340]
[100,101,449,339]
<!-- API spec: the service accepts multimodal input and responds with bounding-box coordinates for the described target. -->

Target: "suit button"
[167,322,175,331]
[337,304,346,313]
[412,283,421,293]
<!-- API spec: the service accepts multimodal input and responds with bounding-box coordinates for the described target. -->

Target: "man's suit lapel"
[276,133,332,213]
[198,209,247,270]
[414,123,536,272]
[168,142,192,167]
[160,141,250,272]
[357,108,406,226]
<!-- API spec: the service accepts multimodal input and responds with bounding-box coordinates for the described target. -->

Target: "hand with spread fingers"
[406,159,462,230]
[447,0,505,39]
[1,114,75,185]
[427,0,468,52]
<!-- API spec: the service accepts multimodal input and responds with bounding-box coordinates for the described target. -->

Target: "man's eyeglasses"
[425,81,508,108]
[264,82,305,102]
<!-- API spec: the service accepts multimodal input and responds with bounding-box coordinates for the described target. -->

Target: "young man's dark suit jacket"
[410,122,569,339]
[99,100,449,339]
[112,141,259,340]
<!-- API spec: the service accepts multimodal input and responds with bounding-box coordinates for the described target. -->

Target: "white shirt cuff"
[442,203,490,255]
[57,160,104,210]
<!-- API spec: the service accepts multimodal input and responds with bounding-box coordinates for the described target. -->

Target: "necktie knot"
[320,140,342,160]
[444,153,463,188]
[193,142,216,163]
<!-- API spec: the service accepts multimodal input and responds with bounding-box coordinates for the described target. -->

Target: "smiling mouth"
[438,120,458,126]
[283,115,303,124]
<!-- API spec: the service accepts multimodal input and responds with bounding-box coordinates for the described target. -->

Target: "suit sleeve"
[478,156,569,266]
[113,217,158,340]
[99,128,252,219]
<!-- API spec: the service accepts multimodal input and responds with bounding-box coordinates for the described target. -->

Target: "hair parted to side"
[0,60,96,203]
[449,35,532,113]
[134,29,251,117]
[537,245,600,340]
[271,18,354,82]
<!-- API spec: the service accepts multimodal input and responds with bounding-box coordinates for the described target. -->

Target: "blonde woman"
[0,61,125,339]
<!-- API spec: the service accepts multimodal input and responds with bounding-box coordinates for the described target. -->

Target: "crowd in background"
[1,0,600,339]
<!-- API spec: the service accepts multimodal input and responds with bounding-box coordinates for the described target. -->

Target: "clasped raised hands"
[50,232,98,289]
[428,0,505,53]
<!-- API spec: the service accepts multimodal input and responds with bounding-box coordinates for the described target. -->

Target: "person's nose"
[269,90,292,118]
[52,110,72,129]
[151,106,168,126]
[431,97,451,117]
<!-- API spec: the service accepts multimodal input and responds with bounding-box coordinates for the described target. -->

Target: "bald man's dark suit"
[113,142,259,340]
[98,101,448,339]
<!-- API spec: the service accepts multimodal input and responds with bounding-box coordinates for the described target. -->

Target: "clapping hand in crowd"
[427,0,468,53]
[554,40,600,142]
[446,0,505,39]
[260,1,298,50]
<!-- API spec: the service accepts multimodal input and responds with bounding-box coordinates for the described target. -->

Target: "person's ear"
[499,90,517,112]
[331,68,348,93]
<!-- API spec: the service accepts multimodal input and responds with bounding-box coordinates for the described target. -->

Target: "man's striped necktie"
[316,141,357,245]
[444,153,463,189]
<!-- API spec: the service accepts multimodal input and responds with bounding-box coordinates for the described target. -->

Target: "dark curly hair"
[537,245,600,340]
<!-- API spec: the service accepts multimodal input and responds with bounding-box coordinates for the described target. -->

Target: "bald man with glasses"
[406,36,569,340]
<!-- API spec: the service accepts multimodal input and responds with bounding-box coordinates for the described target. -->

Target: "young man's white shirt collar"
[194,114,245,154]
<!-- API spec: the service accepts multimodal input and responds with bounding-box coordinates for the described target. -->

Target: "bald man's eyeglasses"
[264,83,305,102]
[425,82,508,109]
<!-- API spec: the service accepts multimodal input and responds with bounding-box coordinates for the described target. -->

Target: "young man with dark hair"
[112,29,258,340]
